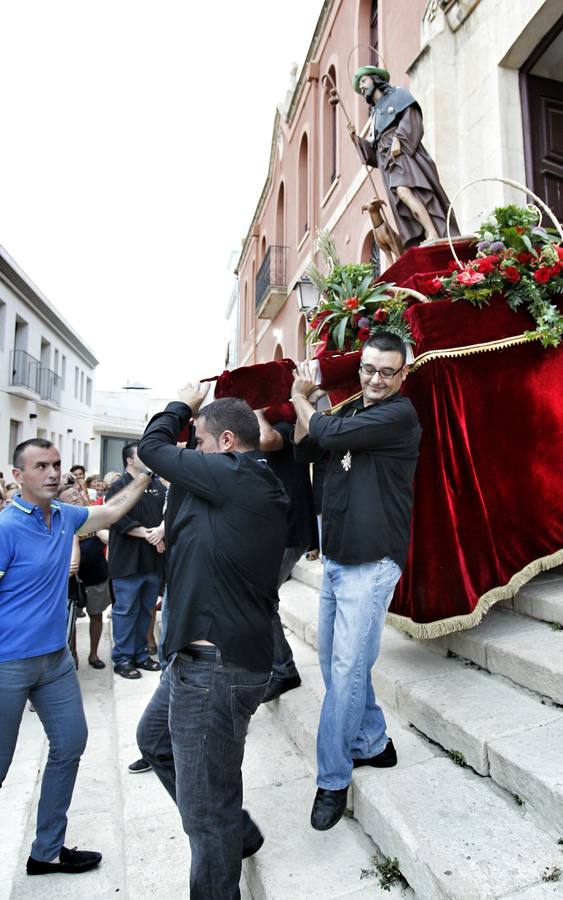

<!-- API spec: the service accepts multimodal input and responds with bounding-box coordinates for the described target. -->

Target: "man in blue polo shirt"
[0,438,153,877]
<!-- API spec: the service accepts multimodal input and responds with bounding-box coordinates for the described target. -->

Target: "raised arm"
[77,473,152,535]
[255,409,284,452]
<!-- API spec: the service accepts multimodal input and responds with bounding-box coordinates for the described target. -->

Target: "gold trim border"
[386,548,563,639]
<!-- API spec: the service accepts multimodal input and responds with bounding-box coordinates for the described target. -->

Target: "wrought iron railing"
[10,349,40,393]
[38,367,62,405]
[255,245,288,310]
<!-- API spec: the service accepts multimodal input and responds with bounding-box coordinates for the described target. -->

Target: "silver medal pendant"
[341,450,352,472]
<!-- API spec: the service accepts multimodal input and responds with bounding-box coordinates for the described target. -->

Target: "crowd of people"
[0,331,421,899]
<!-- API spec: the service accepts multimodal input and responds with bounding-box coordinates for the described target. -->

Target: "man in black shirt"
[256,411,317,701]
[292,332,421,832]
[136,391,287,900]
[106,442,166,678]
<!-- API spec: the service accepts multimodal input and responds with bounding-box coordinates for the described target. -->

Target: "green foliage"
[448,750,466,767]
[437,204,563,348]
[361,856,408,892]
[306,230,414,351]
[542,867,561,883]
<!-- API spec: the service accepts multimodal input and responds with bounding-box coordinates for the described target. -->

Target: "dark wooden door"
[524,74,563,223]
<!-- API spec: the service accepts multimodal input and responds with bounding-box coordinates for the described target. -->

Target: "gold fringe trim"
[409,332,540,373]
[386,548,563,640]
[325,333,539,414]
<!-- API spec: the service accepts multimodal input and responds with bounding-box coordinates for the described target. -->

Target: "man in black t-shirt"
[106,442,166,679]
[256,410,317,701]
[136,391,287,900]
[292,333,421,832]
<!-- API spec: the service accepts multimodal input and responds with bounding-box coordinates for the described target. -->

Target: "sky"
[1,0,323,397]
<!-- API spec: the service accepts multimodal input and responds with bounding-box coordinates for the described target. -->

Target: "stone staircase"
[266,559,563,899]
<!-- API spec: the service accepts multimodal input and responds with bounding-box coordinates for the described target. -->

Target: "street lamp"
[295,275,321,316]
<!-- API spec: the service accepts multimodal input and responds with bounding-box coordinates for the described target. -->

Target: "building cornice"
[236,0,336,275]
[0,245,99,369]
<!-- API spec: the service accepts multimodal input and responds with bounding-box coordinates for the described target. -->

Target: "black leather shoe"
[262,674,302,703]
[134,658,160,672]
[114,662,141,679]
[353,738,397,769]
[27,846,102,875]
[242,830,264,859]
[310,787,348,831]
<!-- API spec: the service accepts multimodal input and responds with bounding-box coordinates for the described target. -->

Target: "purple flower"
[476,240,490,252]
[489,241,505,252]
[357,317,370,329]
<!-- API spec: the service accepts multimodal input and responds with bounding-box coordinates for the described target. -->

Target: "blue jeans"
[138,654,268,899]
[157,587,170,670]
[0,647,88,861]
[111,572,161,666]
[316,557,402,790]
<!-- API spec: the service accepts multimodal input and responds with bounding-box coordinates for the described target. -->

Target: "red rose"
[556,246,563,262]
[424,277,443,295]
[475,255,499,274]
[533,267,551,284]
[374,308,388,322]
[516,252,533,264]
[503,266,521,284]
[447,260,459,274]
[456,269,485,286]
[343,296,359,310]
[357,327,370,343]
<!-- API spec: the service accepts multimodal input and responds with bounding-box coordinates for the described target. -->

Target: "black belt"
[179,643,223,664]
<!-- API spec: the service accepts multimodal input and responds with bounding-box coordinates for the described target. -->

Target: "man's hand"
[178,381,210,413]
[292,361,317,400]
[391,136,401,159]
[155,540,166,554]
[347,121,358,142]
[145,522,165,545]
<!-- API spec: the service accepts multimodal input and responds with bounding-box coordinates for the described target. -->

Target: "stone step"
[266,629,563,900]
[279,579,563,836]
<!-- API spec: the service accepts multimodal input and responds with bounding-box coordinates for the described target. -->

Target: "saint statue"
[350,66,460,248]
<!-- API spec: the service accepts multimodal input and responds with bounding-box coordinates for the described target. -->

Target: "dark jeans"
[271,545,306,680]
[0,646,88,861]
[137,655,269,900]
[111,572,161,666]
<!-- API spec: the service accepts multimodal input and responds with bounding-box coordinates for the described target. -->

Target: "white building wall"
[0,247,98,477]
[410,0,562,233]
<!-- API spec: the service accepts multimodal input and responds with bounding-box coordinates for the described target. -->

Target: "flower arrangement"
[306,231,414,352]
[426,204,563,347]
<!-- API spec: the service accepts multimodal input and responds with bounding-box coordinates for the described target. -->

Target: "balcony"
[255,246,288,319]
[9,349,40,399]
[37,367,62,407]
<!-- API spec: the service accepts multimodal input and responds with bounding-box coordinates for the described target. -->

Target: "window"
[370,0,379,64]
[0,300,6,350]
[322,66,338,196]
[84,443,90,471]
[9,420,22,464]
[58,433,63,451]
[297,133,309,238]
[86,377,92,406]
[54,349,59,375]
[74,366,79,399]
[50,431,56,444]
[61,355,67,389]
[80,371,85,403]
[275,182,285,246]
[72,438,76,464]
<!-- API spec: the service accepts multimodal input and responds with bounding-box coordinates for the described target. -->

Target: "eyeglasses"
[359,363,404,380]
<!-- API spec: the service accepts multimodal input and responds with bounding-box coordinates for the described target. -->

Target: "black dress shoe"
[88,658,106,670]
[114,662,141,679]
[242,830,264,859]
[262,674,302,703]
[353,738,397,769]
[27,846,102,875]
[310,787,348,831]
[133,658,160,672]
